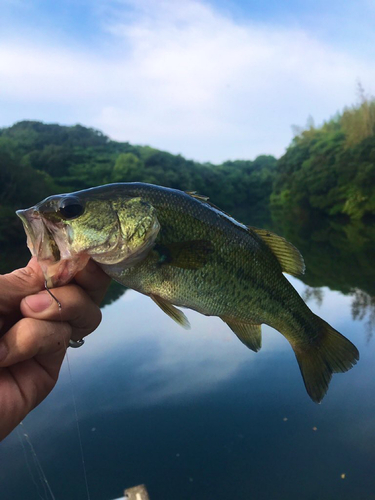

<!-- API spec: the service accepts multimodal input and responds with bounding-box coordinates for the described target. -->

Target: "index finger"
[0,257,44,316]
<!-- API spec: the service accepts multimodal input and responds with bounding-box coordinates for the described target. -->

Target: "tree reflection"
[351,289,375,341]
[302,286,323,307]
[101,280,127,307]
[3,207,374,338]
[303,285,375,340]
[272,213,375,340]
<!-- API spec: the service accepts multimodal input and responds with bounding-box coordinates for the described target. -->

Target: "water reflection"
[102,217,375,338]
[1,216,375,499]
[302,285,375,340]
[271,216,375,296]
[1,280,374,500]
[350,290,375,340]
[302,286,324,307]
[267,215,375,340]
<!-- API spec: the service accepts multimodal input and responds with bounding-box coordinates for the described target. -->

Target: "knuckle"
[91,306,102,330]
[17,317,39,344]
[7,266,41,289]
[6,317,40,357]
[17,317,71,352]
[72,306,102,340]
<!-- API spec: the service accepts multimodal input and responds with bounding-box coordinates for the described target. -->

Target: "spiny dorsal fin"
[186,191,237,220]
[249,227,305,277]
[150,294,190,329]
[222,317,262,352]
[186,191,210,202]
[154,240,214,270]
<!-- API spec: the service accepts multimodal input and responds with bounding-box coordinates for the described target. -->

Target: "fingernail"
[0,342,8,362]
[25,293,53,312]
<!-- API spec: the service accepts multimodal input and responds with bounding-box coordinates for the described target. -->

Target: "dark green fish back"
[75,183,359,403]
[96,183,288,324]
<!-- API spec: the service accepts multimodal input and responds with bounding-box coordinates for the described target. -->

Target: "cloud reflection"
[59,280,357,416]
[64,291,290,413]
[4,280,358,444]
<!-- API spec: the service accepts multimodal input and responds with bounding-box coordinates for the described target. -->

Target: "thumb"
[0,257,45,317]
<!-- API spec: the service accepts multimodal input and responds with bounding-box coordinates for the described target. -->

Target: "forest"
[0,121,276,246]
[271,94,375,224]
[1,97,374,309]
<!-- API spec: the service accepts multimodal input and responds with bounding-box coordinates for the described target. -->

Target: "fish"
[16,182,359,403]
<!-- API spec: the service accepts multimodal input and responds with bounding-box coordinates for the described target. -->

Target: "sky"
[0,0,375,163]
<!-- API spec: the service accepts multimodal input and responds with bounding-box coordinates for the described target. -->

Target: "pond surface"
[1,218,375,500]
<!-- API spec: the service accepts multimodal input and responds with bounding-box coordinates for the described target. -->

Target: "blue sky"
[1,0,374,162]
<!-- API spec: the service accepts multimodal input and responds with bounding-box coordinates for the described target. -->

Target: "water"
[1,220,375,499]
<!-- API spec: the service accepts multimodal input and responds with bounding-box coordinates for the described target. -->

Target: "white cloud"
[1,0,375,162]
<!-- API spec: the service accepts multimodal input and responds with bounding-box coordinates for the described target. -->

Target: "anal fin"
[222,318,262,352]
[150,294,191,330]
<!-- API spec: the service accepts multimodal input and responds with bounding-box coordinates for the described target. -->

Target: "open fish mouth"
[17,208,61,261]
[16,207,89,287]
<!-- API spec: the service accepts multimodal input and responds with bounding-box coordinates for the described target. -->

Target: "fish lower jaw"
[40,254,90,288]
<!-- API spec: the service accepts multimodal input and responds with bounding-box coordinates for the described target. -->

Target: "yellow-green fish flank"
[17,182,359,403]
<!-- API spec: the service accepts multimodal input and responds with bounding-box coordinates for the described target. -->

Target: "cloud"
[1,0,375,162]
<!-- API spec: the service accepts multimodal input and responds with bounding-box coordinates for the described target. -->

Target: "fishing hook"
[44,280,62,310]
[44,281,85,348]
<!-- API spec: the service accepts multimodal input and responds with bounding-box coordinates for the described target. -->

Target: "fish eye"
[58,196,84,220]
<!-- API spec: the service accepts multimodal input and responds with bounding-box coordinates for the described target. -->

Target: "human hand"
[0,257,111,441]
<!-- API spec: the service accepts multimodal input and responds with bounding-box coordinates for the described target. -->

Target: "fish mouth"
[17,208,61,262]
[16,207,89,287]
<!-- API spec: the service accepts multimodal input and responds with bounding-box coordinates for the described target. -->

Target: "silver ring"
[69,338,85,348]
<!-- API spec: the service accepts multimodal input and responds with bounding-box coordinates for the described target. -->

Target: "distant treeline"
[271,95,375,226]
[1,97,375,249]
[0,121,276,245]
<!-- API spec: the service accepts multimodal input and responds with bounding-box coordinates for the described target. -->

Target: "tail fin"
[293,315,359,403]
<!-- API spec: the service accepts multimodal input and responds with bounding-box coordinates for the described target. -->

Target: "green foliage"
[271,98,375,223]
[272,214,375,299]
[0,134,59,245]
[112,153,144,182]
[0,120,277,269]
[269,95,375,302]
[341,93,375,147]
[1,117,374,315]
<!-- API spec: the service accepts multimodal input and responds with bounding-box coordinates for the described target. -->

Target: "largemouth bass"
[17,182,359,403]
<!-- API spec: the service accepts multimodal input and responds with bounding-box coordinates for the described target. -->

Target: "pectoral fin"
[154,240,214,270]
[150,294,191,329]
[248,226,305,277]
[222,318,262,352]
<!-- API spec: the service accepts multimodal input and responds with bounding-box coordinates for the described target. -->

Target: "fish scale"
[110,186,293,326]
[17,182,359,403]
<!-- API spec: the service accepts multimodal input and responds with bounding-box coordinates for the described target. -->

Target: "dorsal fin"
[249,227,305,277]
[186,191,210,202]
[186,191,236,219]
